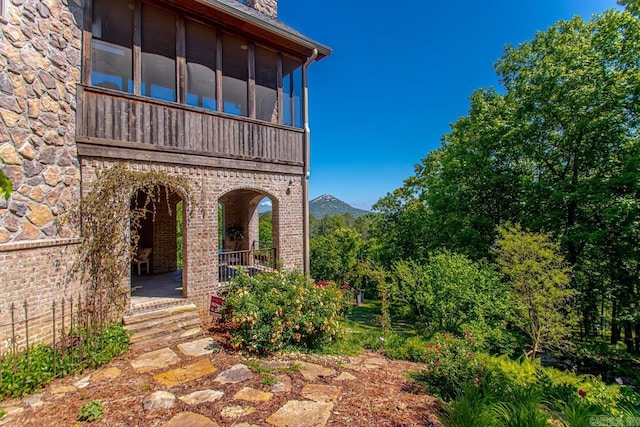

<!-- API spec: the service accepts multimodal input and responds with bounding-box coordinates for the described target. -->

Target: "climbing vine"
[71,164,195,320]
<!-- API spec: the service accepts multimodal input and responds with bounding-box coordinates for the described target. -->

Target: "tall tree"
[373,6,640,348]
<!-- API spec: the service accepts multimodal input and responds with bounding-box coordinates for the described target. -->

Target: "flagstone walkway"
[0,337,441,426]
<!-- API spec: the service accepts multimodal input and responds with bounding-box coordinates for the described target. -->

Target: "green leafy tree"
[493,224,577,360]
[258,211,273,246]
[310,227,364,283]
[390,251,509,336]
[373,5,640,348]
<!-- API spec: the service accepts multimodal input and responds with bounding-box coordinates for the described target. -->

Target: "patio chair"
[134,247,152,275]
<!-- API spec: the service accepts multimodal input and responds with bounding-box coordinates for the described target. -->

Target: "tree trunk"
[624,322,635,353]
[610,299,620,345]
[635,322,640,355]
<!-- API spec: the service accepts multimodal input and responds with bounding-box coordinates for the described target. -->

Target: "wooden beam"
[76,138,304,174]
[133,0,142,96]
[248,43,256,119]
[177,16,186,104]
[277,52,283,125]
[81,0,92,85]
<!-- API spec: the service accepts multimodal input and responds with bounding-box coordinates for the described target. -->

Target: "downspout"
[302,48,318,276]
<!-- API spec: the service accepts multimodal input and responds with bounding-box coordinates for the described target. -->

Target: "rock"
[26,203,53,226]
[153,358,216,388]
[233,387,273,403]
[92,367,121,382]
[179,389,224,405]
[266,400,334,427]
[301,384,342,403]
[220,405,255,419]
[0,143,20,164]
[43,166,62,186]
[74,375,91,389]
[270,375,292,393]
[131,348,180,373]
[0,108,21,127]
[22,393,45,407]
[9,202,27,217]
[51,384,77,396]
[162,412,219,427]
[298,362,336,381]
[143,391,175,410]
[177,338,221,357]
[334,372,357,382]
[17,221,40,240]
[214,364,254,385]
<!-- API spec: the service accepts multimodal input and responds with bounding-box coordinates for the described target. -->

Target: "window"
[91,0,134,92]
[141,4,176,102]
[222,34,248,116]
[88,2,307,128]
[186,19,217,110]
[255,46,278,122]
[282,55,303,127]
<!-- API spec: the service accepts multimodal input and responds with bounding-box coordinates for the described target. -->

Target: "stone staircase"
[123,303,204,352]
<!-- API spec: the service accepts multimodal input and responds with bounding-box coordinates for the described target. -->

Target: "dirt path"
[1,336,442,426]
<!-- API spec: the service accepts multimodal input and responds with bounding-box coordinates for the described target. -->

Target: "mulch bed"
[5,329,443,426]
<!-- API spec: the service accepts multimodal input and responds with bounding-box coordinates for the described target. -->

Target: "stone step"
[124,307,199,332]
[127,297,194,317]
[127,316,202,344]
[122,303,204,352]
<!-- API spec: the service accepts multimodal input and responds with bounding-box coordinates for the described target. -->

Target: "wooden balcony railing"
[77,85,305,166]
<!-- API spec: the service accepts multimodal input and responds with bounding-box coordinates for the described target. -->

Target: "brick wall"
[0,239,83,348]
[81,158,305,320]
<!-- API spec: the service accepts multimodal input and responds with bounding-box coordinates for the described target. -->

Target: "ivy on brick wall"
[70,164,195,320]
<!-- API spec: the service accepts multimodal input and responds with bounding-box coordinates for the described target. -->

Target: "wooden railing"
[77,85,305,165]
[218,247,276,282]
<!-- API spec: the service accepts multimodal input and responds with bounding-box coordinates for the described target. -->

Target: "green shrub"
[77,400,104,422]
[223,271,349,354]
[0,323,129,399]
[384,334,431,362]
[408,332,486,401]
[390,252,511,336]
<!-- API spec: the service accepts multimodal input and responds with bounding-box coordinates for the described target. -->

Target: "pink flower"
[578,389,586,397]
[434,361,440,367]
[427,344,435,349]
[467,352,473,357]
[476,377,481,383]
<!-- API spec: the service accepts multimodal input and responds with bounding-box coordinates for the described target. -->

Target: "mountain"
[309,194,370,219]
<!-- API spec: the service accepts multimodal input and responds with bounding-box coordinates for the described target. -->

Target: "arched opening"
[130,185,186,299]
[218,189,278,282]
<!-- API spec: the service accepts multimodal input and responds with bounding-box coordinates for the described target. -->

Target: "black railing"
[218,246,276,282]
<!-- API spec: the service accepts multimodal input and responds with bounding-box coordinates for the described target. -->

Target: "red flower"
[578,389,586,397]
[434,361,440,367]
[476,377,481,383]
[467,352,473,357]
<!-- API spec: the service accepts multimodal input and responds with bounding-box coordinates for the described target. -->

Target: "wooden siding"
[77,85,305,166]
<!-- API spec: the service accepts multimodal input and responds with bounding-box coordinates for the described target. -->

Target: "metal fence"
[0,295,107,384]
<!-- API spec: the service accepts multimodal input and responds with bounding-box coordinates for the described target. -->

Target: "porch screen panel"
[255,46,278,123]
[141,4,176,102]
[91,0,133,92]
[222,34,248,117]
[186,20,217,110]
[282,55,303,128]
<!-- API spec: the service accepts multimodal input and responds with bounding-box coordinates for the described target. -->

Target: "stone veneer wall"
[81,158,305,321]
[244,0,277,18]
[0,0,84,347]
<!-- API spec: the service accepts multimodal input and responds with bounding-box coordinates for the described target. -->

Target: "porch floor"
[130,270,185,314]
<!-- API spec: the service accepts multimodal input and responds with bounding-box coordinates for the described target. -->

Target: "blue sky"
[277,0,623,210]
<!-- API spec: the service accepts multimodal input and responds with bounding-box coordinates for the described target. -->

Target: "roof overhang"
[186,0,331,60]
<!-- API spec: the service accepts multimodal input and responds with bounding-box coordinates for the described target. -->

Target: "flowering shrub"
[223,271,350,354]
[410,331,486,401]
